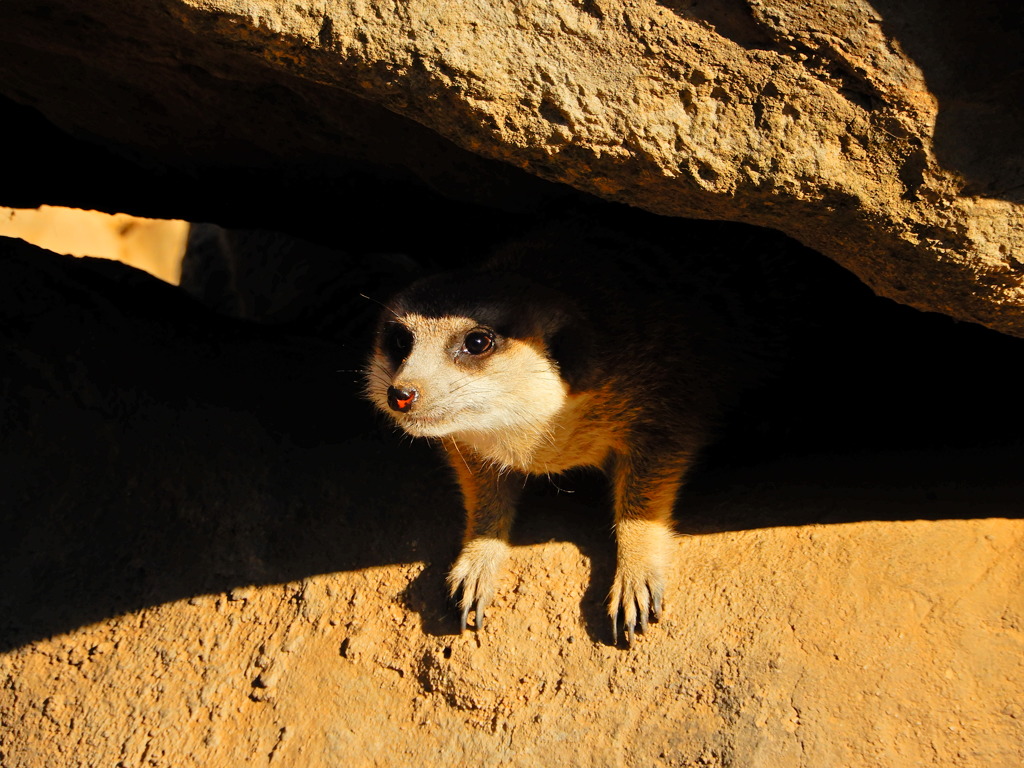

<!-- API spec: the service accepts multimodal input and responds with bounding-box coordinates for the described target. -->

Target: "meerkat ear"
[548,316,598,392]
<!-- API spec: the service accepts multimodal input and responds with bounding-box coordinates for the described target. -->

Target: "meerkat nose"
[387,385,418,413]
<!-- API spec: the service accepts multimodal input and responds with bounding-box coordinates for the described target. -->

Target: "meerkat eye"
[462,330,495,356]
[383,323,414,365]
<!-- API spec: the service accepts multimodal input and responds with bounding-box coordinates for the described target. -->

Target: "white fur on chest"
[452,391,621,475]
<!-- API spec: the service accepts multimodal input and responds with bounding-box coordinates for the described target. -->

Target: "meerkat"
[365,226,788,644]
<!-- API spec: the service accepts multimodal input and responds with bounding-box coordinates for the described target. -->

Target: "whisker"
[446,437,472,474]
[447,377,480,396]
[359,292,401,319]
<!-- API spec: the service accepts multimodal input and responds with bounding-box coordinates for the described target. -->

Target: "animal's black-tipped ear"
[548,317,598,392]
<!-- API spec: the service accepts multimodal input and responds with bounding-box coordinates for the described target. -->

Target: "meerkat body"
[366,227,783,643]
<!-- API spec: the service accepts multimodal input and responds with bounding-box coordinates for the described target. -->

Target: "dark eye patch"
[381,322,413,367]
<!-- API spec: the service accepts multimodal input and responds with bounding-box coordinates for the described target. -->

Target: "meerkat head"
[364,270,593,447]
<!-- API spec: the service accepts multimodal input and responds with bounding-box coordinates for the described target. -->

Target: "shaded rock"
[179,222,421,341]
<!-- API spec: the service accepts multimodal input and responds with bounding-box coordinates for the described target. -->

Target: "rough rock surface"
[1,1,1023,334]
[2,239,1022,767]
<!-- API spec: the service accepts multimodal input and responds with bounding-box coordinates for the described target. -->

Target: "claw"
[610,578,665,646]
[447,538,509,634]
[609,517,670,645]
[476,593,491,630]
[611,607,636,646]
[456,581,487,631]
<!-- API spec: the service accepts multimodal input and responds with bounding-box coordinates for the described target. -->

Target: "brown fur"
[365,227,782,644]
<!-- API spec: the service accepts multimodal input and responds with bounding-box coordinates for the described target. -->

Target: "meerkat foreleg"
[608,448,687,645]
[444,444,523,631]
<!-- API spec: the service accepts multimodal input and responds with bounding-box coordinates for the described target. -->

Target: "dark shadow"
[2,221,1023,653]
[0,235,465,651]
[653,1,777,50]
[871,1,1024,200]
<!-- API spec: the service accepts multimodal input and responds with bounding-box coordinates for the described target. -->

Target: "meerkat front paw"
[609,518,673,646]
[447,538,510,631]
